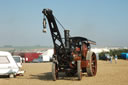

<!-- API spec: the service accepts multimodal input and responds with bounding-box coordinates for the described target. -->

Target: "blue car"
[32,56,43,63]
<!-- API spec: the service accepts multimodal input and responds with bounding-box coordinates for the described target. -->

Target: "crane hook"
[43,16,47,33]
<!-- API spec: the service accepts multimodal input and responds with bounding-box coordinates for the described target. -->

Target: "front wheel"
[77,60,82,80]
[9,74,15,78]
[52,62,58,81]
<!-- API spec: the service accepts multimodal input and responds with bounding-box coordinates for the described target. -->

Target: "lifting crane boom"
[42,9,65,55]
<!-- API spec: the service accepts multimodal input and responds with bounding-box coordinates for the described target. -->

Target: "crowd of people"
[106,54,118,64]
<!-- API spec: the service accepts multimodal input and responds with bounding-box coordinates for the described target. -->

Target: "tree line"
[99,49,128,60]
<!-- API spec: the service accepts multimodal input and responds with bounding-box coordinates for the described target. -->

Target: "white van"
[12,56,22,68]
[0,51,24,78]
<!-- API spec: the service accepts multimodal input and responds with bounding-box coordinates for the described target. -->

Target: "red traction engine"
[42,8,97,81]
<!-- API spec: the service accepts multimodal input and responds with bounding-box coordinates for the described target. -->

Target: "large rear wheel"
[86,51,97,76]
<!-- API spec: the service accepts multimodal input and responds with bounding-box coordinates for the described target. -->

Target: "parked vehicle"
[121,53,128,59]
[32,49,54,62]
[12,56,22,68]
[24,53,42,63]
[0,51,24,78]
[32,55,43,63]
[41,49,53,62]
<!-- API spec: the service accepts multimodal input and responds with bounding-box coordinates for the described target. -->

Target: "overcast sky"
[0,0,128,47]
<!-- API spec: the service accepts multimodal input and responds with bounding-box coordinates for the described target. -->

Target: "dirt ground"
[0,59,128,85]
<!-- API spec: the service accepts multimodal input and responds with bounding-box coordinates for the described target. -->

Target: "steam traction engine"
[42,9,97,81]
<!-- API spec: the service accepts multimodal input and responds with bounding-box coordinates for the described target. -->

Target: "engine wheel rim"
[55,64,58,78]
[91,54,97,76]
[77,60,82,80]
[52,63,58,81]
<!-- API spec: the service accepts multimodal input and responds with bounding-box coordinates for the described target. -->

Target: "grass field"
[0,60,128,85]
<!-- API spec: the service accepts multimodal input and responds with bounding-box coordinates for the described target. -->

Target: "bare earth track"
[0,60,128,85]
